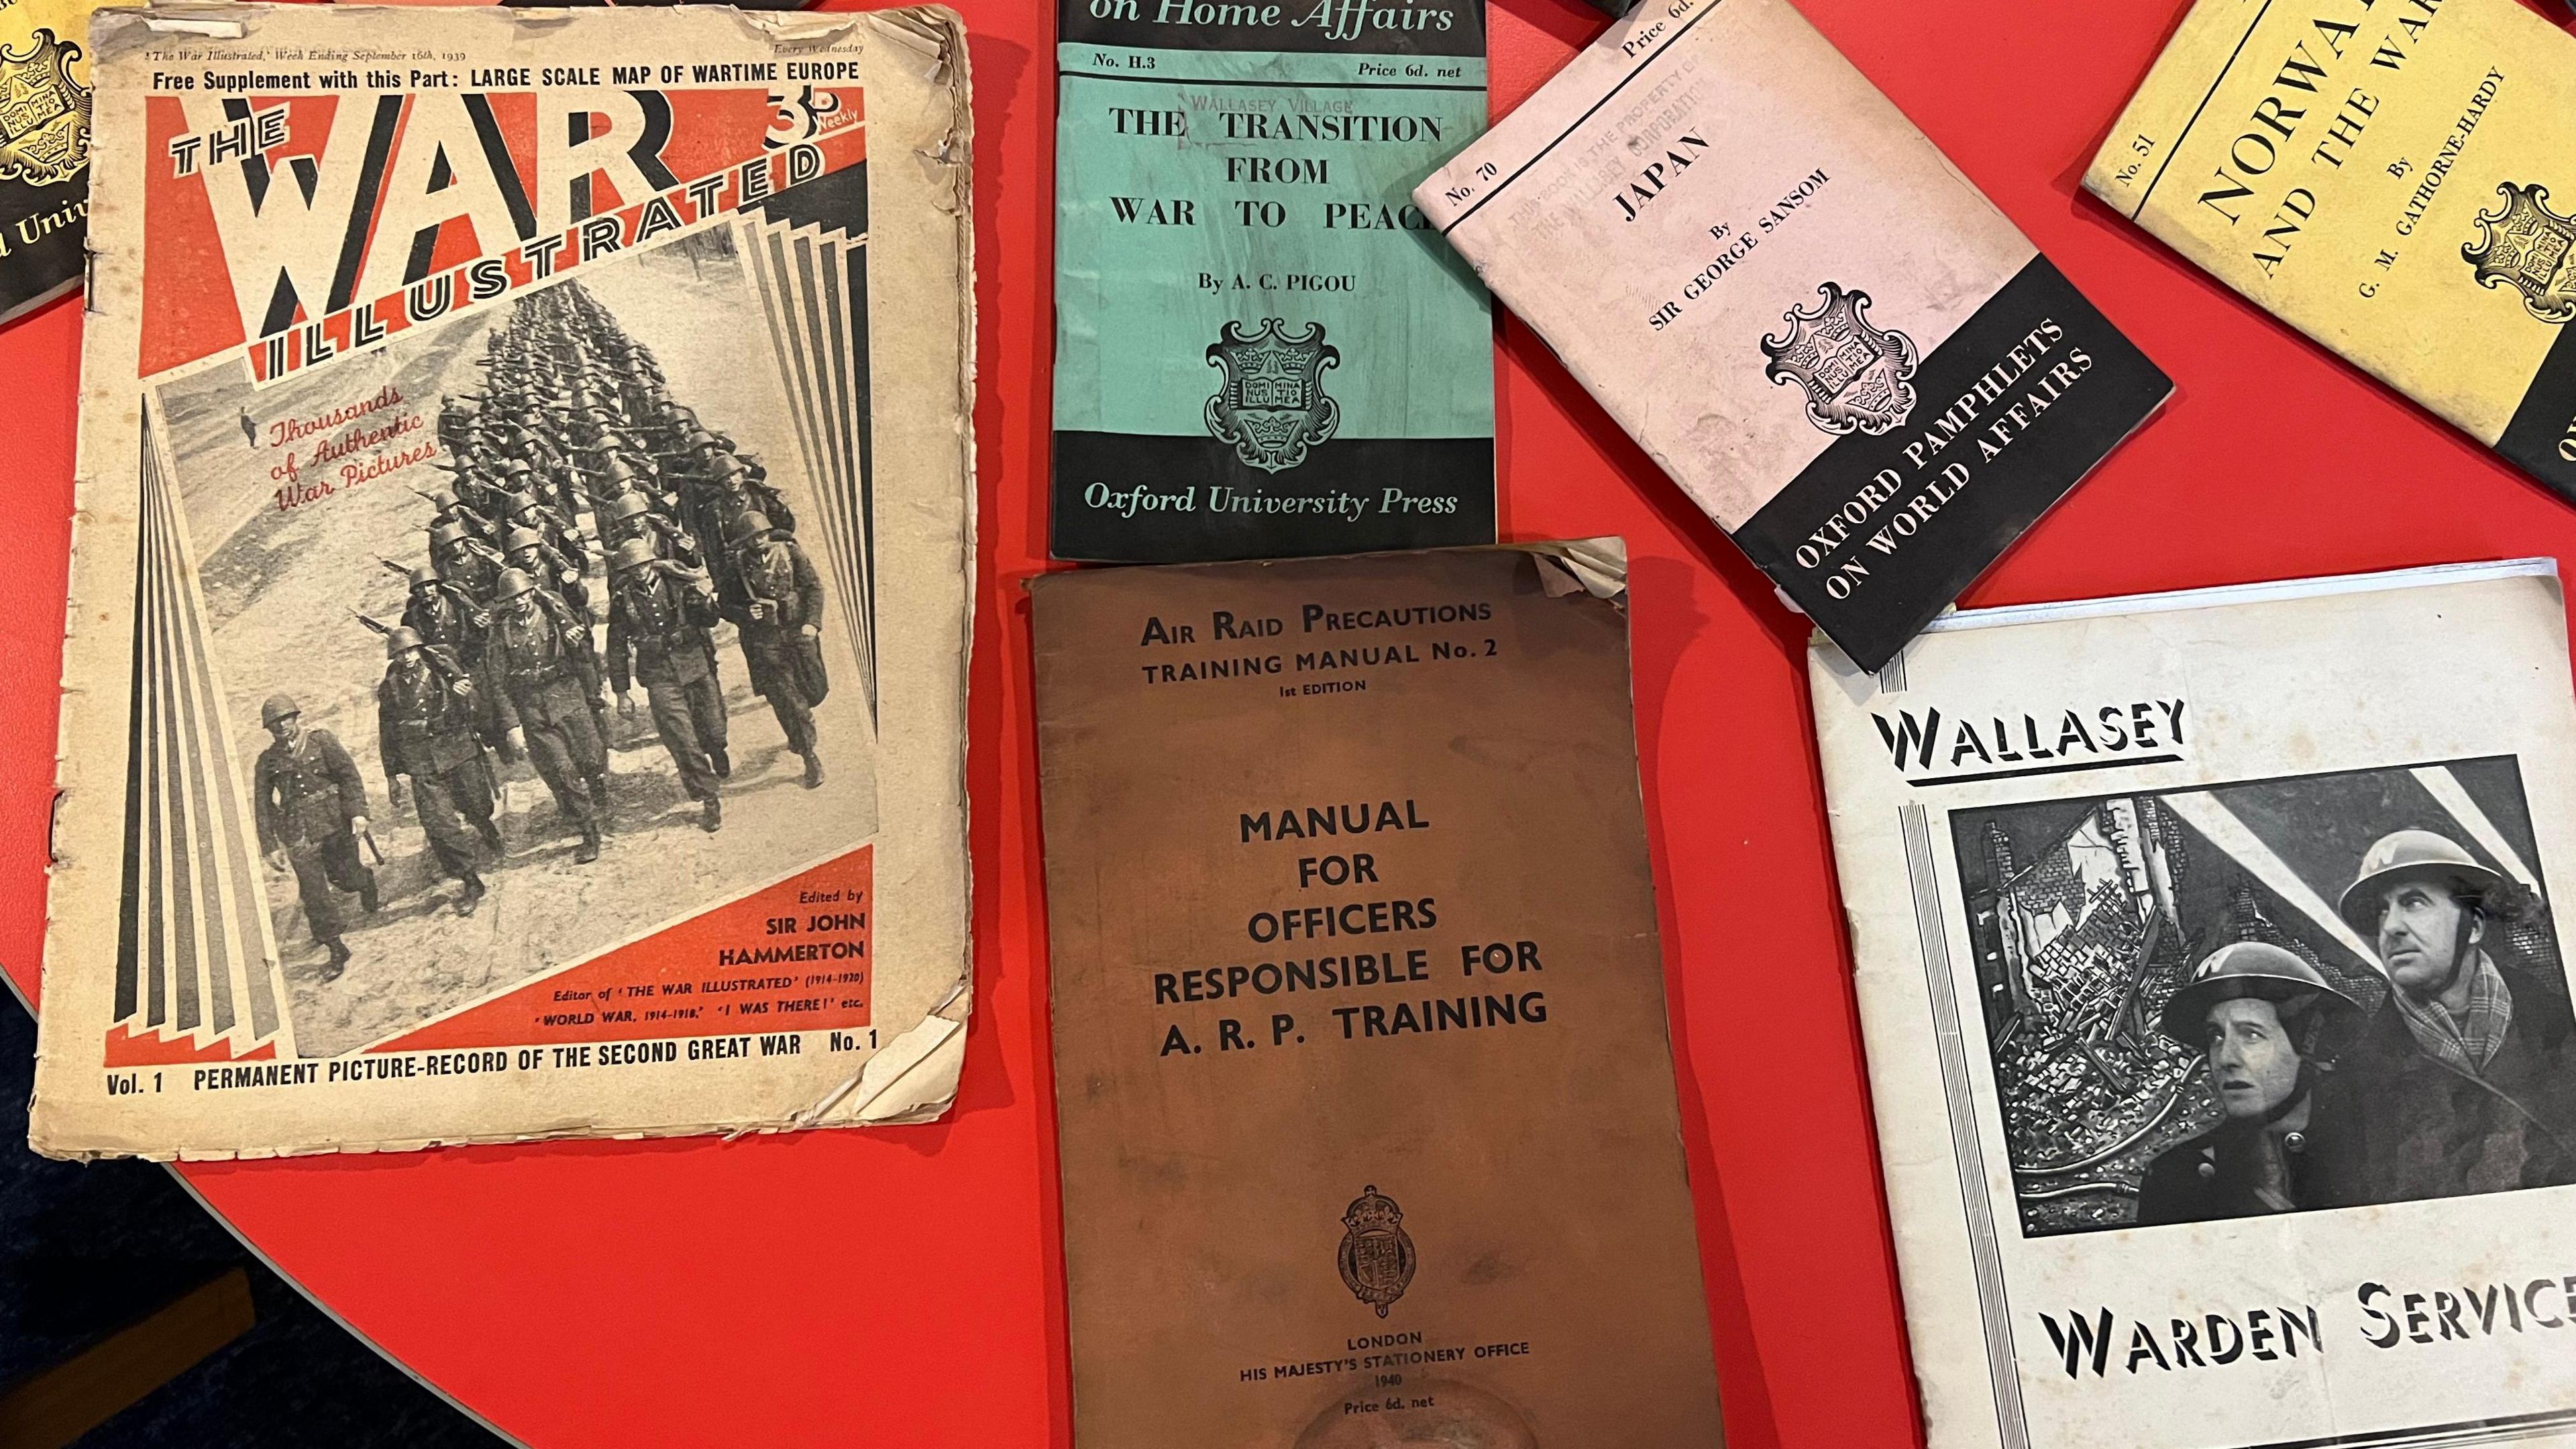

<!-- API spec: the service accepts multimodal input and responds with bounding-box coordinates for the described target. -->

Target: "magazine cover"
[1810,560,2576,1449]
[32,3,975,1159]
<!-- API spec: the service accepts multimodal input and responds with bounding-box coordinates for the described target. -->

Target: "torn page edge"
[741,9,865,49]
[95,9,244,56]
[1522,536,1627,600]
[767,977,968,1133]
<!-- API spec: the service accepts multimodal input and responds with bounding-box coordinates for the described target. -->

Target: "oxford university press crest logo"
[1337,1184,1416,1318]
[1205,318,1340,472]
[1762,282,1919,436]
[2465,181,2576,325]
[0,29,90,189]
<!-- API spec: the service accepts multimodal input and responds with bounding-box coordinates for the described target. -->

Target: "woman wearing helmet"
[2136,941,2363,1225]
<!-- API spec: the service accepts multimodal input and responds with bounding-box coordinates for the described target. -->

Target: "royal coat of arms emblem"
[1205,318,1340,473]
[0,29,90,189]
[1760,282,1919,437]
[1336,1184,1417,1318]
[2464,182,2576,325]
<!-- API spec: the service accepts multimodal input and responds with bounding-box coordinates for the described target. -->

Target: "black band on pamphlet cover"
[0,166,86,323]
[1735,256,2168,672]
[2498,323,2576,502]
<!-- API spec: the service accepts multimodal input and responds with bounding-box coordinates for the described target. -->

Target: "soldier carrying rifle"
[601,488,704,571]
[722,510,828,791]
[368,621,502,917]
[487,567,610,865]
[605,539,729,834]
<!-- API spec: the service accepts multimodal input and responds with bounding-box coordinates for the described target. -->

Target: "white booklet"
[1811,559,2576,1449]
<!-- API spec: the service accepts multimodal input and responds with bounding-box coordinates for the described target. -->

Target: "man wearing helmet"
[502,523,590,619]
[604,539,729,833]
[686,447,794,542]
[435,394,482,453]
[436,458,507,522]
[400,561,516,763]
[376,627,500,915]
[2137,942,2365,1224]
[428,516,500,602]
[421,486,496,545]
[571,429,653,511]
[502,525,609,734]
[252,694,378,981]
[2333,830,2576,1197]
[601,489,704,571]
[722,509,827,790]
[501,486,586,576]
[487,566,610,865]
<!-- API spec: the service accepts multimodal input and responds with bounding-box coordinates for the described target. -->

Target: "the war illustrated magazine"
[32,3,976,1159]
[1050,0,1496,563]
[2088,0,2576,502]
[1032,542,1725,1448]
[1413,0,2170,673]
[0,0,119,327]
[1809,559,2576,1449]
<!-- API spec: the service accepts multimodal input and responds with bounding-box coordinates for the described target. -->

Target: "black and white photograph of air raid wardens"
[152,224,877,1059]
[1949,757,2576,1236]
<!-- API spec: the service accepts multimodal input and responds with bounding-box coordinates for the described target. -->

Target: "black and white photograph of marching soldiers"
[155,225,877,1058]
[1949,757,2576,1236]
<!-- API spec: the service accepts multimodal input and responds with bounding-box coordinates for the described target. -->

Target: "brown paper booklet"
[1032,541,1725,1448]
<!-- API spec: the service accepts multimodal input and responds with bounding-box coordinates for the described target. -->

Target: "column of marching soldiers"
[253,281,828,982]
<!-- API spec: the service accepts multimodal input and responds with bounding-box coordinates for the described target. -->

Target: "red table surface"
[8,0,2576,1443]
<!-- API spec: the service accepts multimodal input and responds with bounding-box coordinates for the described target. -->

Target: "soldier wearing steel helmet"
[601,488,704,571]
[252,694,378,981]
[682,442,795,542]
[722,508,828,790]
[570,427,655,511]
[2136,941,2367,1224]
[428,516,501,602]
[400,562,517,763]
[689,451,796,606]
[376,627,500,916]
[435,394,482,454]
[2332,829,2576,1197]
[502,524,609,736]
[433,455,507,522]
[502,523,591,619]
[604,539,729,833]
[637,396,703,474]
[421,485,496,545]
[487,566,609,865]
[501,487,587,577]
[579,448,659,515]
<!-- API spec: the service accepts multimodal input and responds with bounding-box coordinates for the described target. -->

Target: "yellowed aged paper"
[33,3,974,1159]
[2086,0,2576,494]
[1809,561,2576,1449]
